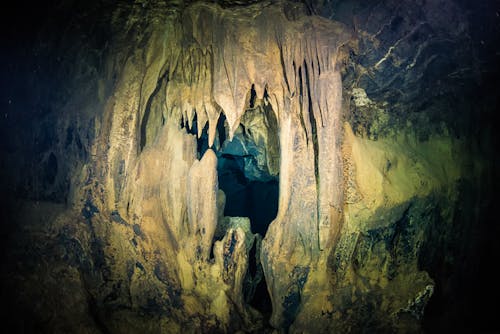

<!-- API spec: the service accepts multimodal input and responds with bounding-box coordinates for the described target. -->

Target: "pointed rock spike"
[206,104,220,147]
[254,83,264,103]
[197,104,208,139]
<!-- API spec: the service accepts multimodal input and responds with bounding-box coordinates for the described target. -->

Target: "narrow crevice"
[298,65,303,100]
[243,239,260,304]
[196,123,210,159]
[246,238,272,319]
[139,73,168,152]
[263,87,270,102]
[248,239,258,278]
[194,117,209,159]
[249,84,257,109]
[316,53,321,76]
[279,46,292,94]
[217,113,227,146]
[297,65,309,143]
[303,60,320,192]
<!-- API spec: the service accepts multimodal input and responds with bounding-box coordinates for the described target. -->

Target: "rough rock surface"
[1,0,499,333]
[83,1,353,330]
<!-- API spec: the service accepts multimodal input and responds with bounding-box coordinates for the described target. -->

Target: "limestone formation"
[1,0,498,333]
[83,2,354,329]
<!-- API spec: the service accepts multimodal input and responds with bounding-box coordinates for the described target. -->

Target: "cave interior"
[1,0,499,333]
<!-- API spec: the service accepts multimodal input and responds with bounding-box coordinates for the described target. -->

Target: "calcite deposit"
[82,2,353,330]
[1,0,498,333]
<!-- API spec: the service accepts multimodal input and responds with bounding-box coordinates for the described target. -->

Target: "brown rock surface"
[1,0,498,333]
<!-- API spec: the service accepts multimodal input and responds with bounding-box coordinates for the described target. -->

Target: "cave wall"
[1,0,499,333]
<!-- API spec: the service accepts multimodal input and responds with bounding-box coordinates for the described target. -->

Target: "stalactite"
[91,2,353,329]
[4,0,496,332]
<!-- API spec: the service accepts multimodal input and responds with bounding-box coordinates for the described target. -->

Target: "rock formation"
[1,0,499,333]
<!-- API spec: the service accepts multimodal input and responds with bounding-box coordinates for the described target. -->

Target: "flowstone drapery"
[88,2,351,330]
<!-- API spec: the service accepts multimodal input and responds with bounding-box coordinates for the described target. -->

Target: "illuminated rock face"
[83,2,352,331]
[83,2,467,330]
[2,0,498,333]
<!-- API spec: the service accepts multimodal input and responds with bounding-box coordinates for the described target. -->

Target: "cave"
[217,154,278,235]
[215,106,278,316]
[216,110,280,237]
[1,0,499,333]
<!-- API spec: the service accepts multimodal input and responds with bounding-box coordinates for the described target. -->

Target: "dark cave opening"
[177,88,279,318]
[217,150,276,316]
[215,109,278,318]
[246,239,273,317]
[217,154,278,236]
[216,92,280,235]
[181,111,210,159]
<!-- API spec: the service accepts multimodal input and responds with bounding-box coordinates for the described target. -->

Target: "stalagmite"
[187,149,218,260]
[94,1,354,329]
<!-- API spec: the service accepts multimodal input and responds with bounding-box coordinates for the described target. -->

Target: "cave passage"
[215,110,278,317]
[178,99,279,236]
[215,110,279,236]
[217,154,278,235]
[217,149,276,315]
